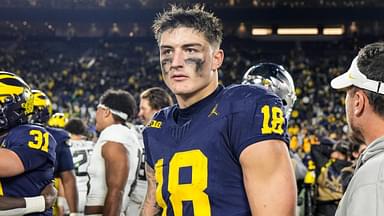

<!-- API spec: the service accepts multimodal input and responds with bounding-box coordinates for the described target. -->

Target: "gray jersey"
[126,124,147,216]
[69,139,94,212]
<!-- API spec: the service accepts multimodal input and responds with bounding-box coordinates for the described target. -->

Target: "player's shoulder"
[9,124,49,135]
[101,124,139,142]
[68,139,94,149]
[217,84,284,115]
[47,126,68,135]
[155,105,176,120]
[223,84,279,102]
[6,124,51,146]
[142,106,176,134]
[103,123,131,134]
[47,126,70,142]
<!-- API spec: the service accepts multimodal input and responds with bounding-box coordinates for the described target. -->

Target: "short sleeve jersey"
[143,84,289,216]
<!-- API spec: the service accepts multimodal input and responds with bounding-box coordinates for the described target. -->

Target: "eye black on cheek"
[161,59,172,67]
[185,58,205,73]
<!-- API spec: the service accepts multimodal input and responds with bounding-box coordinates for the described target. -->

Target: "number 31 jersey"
[143,84,289,216]
[0,124,56,215]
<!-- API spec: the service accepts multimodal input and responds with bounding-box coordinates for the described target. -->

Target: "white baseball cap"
[331,56,384,94]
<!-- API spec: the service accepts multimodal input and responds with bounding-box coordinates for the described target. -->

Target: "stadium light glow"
[277,28,318,35]
[251,27,272,36]
[323,26,344,35]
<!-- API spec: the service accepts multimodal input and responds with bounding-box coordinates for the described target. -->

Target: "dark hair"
[64,118,86,135]
[333,141,350,157]
[357,42,384,117]
[140,87,173,110]
[152,4,223,48]
[350,142,362,153]
[99,89,136,122]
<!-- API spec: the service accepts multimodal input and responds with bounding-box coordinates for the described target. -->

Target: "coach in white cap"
[332,42,384,216]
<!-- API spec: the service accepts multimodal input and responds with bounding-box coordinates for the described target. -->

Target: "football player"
[0,72,57,215]
[31,90,79,216]
[64,117,94,213]
[141,5,297,216]
[84,89,141,215]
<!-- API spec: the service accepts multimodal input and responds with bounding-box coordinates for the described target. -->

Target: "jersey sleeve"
[9,127,56,172]
[229,94,289,159]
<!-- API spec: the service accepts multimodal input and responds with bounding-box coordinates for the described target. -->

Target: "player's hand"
[41,183,57,210]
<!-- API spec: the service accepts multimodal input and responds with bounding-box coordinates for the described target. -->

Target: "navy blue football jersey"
[46,127,74,176]
[0,124,57,216]
[143,85,289,216]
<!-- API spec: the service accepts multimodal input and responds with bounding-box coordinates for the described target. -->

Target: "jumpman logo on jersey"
[208,104,219,117]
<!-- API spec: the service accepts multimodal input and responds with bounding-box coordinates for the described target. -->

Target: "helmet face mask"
[242,63,297,118]
[0,72,33,133]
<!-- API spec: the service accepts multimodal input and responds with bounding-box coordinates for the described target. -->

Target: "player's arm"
[102,141,129,216]
[0,183,57,215]
[59,170,78,213]
[0,149,24,177]
[240,139,297,216]
[140,163,162,216]
[55,135,79,214]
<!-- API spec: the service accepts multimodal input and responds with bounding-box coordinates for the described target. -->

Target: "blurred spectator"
[340,141,367,192]
[311,140,352,216]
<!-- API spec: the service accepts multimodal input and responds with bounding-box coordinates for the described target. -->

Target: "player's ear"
[212,49,224,71]
[103,108,112,118]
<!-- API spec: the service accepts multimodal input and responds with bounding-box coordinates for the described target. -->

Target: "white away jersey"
[86,124,141,213]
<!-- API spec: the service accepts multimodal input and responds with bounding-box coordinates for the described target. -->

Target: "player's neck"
[176,80,218,109]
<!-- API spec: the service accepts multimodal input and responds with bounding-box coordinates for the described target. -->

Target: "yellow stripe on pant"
[53,177,61,216]
[0,180,4,196]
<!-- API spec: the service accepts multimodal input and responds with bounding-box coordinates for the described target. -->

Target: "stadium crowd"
[0,36,370,134]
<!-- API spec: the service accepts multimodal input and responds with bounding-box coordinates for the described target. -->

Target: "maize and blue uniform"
[0,124,57,216]
[45,127,73,216]
[144,84,289,216]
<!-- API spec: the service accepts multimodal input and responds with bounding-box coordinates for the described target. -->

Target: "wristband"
[56,196,67,207]
[24,196,45,213]
[69,213,84,216]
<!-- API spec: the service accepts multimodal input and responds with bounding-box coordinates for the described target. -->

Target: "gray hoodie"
[336,136,384,216]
